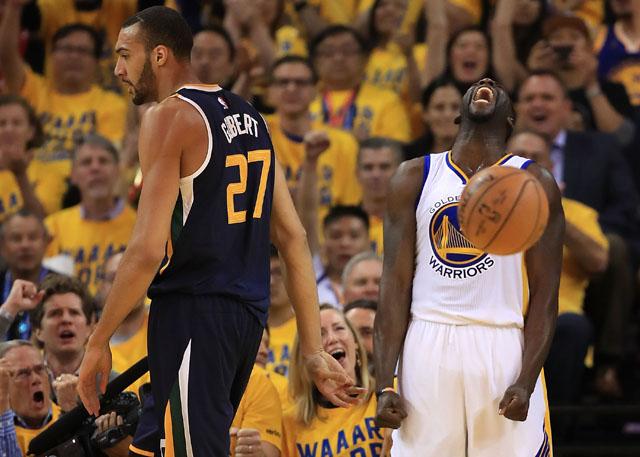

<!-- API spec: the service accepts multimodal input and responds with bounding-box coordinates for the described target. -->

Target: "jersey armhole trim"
[521,159,534,170]
[176,94,213,183]
[415,154,431,210]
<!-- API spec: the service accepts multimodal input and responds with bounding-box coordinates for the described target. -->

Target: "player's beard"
[131,57,158,105]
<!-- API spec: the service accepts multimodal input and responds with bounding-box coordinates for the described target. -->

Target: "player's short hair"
[309,25,369,61]
[269,55,318,83]
[0,94,44,149]
[323,205,370,231]
[52,23,103,59]
[195,24,236,61]
[72,133,119,164]
[122,6,193,60]
[31,274,94,329]
[343,299,378,315]
[358,137,404,166]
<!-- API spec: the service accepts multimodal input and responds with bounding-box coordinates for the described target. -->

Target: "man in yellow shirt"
[356,137,403,255]
[508,131,609,411]
[267,55,362,225]
[309,25,411,142]
[0,1,127,179]
[45,135,136,296]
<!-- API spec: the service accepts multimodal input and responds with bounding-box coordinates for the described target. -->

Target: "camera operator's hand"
[53,373,79,412]
[78,339,112,416]
[0,357,14,413]
[95,411,123,433]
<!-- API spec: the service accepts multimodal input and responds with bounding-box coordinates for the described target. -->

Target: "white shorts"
[391,319,552,457]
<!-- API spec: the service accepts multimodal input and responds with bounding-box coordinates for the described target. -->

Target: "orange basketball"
[458,166,549,255]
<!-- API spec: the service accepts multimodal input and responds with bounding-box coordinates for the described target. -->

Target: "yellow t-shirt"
[276,25,308,57]
[231,366,282,454]
[0,160,67,222]
[110,311,151,396]
[267,370,290,407]
[45,203,136,295]
[365,43,410,98]
[15,402,62,455]
[559,198,608,315]
[266,316,297,378]
[310,83,411,142]
[266,115,362,224]
[21,67,127,177]
[282,395,383,457]
[369,214,384,256]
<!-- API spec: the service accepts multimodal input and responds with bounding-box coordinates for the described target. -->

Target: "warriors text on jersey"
[412,151,533,327]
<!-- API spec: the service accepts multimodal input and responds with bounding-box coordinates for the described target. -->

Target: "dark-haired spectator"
[405,78,462,159]
[266,55,361,227]
[356,137,403,254]
[0,340,61,455]
[44,134,136,295]
[342,252,383,305]
[0,211,50,341]
[0,94,49,221]
[309,25,411,142]
[0,2,127,181]
[525,14,635,144]
[344,298,377,366]
[192,25,237,89]
[315,206,371,306]
[517,71,640,397]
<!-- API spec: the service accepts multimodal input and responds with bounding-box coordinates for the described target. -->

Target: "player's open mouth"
[473,86,494,104]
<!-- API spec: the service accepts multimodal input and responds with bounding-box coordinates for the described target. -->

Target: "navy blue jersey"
[148,85,275,318]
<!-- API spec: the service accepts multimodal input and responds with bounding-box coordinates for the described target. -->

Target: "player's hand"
[498,384,531,421]
[304,350,365,407]
[53,373,80,412]
[303,131,330,164]
[375,391,408,429]
[77,339,112,416]
[1,279,44,317]
[233,428,262,456]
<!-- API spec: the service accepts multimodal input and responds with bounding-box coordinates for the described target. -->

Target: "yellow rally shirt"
[45,203,136,295]
[266,315,297,378]
[110,311,151,396]
[15,402,62,456]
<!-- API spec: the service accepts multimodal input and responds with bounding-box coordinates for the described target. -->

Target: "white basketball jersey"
[412,151,534,327]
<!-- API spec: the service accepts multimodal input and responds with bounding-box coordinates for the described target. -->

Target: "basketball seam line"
[480,179,532,251]
[462,169,525,228]
[514,181,543,253]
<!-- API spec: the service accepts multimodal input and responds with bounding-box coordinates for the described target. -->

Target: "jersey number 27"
[225,149,271,224]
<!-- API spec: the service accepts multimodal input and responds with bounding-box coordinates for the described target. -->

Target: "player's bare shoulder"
[388,157,425,207]
[523,162,562,212]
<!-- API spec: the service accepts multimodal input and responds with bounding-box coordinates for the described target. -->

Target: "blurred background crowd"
[1,0,640,456]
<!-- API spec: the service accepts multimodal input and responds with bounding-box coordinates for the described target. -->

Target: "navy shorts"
[129,293,263,457]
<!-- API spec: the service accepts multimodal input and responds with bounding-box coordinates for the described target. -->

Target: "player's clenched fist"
[375,391,408,429]
[498,384,531,422]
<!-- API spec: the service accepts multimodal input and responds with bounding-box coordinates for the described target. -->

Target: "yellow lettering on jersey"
[225,149,271,224]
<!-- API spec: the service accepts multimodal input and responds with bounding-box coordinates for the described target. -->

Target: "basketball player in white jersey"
[373,78,564,456]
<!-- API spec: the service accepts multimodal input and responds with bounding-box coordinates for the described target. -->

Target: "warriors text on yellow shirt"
[282,395,383,457]
[45,202,136,295]
[21,67,127,177]
[266,316,297,378]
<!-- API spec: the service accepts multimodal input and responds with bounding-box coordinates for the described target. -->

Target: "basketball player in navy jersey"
[373,78,565,456]
[77,6,359,457]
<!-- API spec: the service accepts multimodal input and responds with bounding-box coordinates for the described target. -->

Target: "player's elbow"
[126,239,166,269]
[272,222,308,254]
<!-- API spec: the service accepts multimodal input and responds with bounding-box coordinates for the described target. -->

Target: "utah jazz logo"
[430,202,486,267]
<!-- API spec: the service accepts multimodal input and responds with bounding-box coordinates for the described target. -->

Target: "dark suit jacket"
[563,130,640,253]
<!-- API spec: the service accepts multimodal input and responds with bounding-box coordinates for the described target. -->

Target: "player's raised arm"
[270,159,359,407]
[499,163,564,421]
[78,99,191,415]
[374,158,423,429]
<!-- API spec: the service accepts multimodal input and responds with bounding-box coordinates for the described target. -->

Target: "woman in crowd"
[282,305,382,457]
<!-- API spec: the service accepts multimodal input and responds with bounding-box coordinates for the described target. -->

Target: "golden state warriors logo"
[430,202,486,267]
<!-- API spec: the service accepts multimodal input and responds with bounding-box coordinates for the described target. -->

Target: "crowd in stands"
[0,0,640,455]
